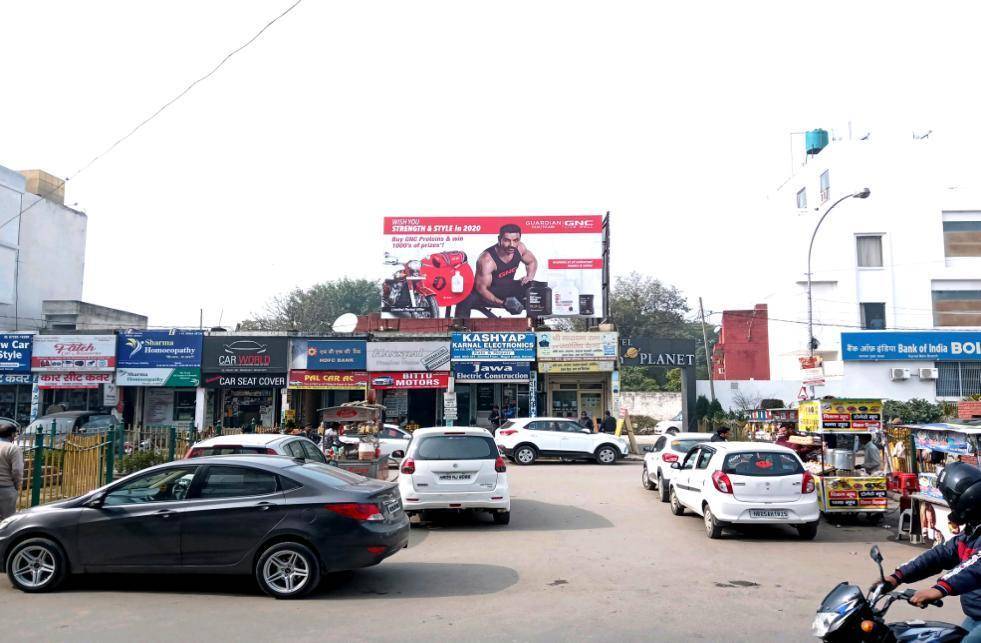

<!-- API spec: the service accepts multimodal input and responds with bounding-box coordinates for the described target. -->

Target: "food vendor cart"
[798,398,888,521]
[319,403,391,480]
[897,422,981,544]
[746,408,798,442]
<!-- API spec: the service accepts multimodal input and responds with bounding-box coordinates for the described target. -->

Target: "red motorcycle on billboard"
[381,251,475,318]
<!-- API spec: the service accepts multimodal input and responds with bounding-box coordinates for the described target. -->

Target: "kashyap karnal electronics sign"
[382,216,605,319]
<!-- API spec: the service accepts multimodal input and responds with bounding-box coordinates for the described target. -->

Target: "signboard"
[367,341,451,372]
[38,372,113,389]
[369,372,450,389]
[619,337,696,368]
[201,373,287,389]
[0,374,36,385]
[818,476,888,512]
[451,332,536,361]
[0,334,32,372]
[798,355,825,385]
[116,330,203,368]
[798,399,883,432]
[103,382,119,407]
[32,335,116,372]
[288,370,369,390]
[382,215,605,318]
[201,336,289,374]
[528,370,537,417]
[290,339,366,371]
[145,389,175,424]
[116,367,200,387]
[842,331,981,361]
[914,428,972,455]
[538,360,615,374]
[537,332,618,361]
[443,392,458,421]
[452,361,531,383]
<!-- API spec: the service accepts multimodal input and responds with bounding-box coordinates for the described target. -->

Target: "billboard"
[536,332,618,361]
[116,368,200,387]
[382,215,605,319]
[369,372,450,389]
[290,339,367,371]
[32,335,116,372]
[452,361,531,382]
[117,330,203,368]
[619,337,696,368]
[0,334,31,372]
[201,336,289,374]
[367,341,451,372]
[451,332,536,361]
[288,370,369,390]
[842,331,981,361]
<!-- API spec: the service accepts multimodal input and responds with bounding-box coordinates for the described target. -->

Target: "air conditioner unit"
[890,368,911,381]
[919,367,939,380]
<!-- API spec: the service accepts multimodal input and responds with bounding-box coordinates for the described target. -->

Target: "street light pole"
[806,188,871,358]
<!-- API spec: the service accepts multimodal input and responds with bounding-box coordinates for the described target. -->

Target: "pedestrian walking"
[579,411,594,432]
[601,411,617,434]
[489,405,502,429]
[710,426,731,442]
[0,420,23,520]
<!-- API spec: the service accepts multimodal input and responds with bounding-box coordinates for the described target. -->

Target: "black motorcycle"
[812,545,967,642]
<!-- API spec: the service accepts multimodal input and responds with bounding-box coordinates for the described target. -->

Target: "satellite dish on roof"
[331,313,358,333]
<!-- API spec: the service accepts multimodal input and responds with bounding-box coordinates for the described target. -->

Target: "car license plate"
[749,509,788,519]
[438,473,472,481]
[385,499,401,514]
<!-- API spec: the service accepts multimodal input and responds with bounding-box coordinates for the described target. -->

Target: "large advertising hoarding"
[0,334,31,372]
[32,335,116,372]
[202,336,289,374]
[382,215,605,319]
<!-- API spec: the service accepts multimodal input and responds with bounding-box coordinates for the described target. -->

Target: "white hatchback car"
[495,417,629,465]
[339,424,411,460]
[654,412,684,435]
[398,427,511,524]
[642,432,713,502]
[667,441,820,540]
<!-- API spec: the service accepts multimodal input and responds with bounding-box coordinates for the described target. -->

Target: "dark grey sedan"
[0,455,409,599]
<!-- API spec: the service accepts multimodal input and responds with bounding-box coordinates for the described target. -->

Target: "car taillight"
[324,503,384,522]
[802,472,815,494]
[712,471,733,494]
[495,456,507,473]
[401,458,415,474]
[662,453,678,463]
[499,429,518,437]
[264,448,278,455]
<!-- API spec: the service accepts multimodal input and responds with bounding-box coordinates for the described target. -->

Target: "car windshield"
[670,439,705,454]
[415,435,497,460]
[723,451,804,477]
[499,421,517,430]
[673,412,683,421]
[193,446,271,457]
[82,415,115,429]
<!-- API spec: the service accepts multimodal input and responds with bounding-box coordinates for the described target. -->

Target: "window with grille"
[937,361,981,397]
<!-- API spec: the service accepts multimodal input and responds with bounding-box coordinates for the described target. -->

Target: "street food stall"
[798,398,888,520]
[319,403,391,480]
[745,408,798,442]
[890,422,981,544]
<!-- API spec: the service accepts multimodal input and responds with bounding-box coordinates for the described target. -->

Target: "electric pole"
[699,297,715,402]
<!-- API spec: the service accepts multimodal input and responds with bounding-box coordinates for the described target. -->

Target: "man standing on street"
[579,411,594,432]
[0,420,23,520]
[601,411,618,434]
[710,426,731,442]
[488,405,502,429]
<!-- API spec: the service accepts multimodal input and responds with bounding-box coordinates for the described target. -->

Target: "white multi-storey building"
[763,128,981,401]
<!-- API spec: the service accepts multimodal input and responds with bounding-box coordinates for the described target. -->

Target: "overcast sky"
[4,1,981,329]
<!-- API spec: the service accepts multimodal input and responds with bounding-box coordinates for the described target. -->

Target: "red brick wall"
[711,304,770,381]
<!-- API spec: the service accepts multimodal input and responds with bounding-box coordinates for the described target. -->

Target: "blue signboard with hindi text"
[842,331,981,361]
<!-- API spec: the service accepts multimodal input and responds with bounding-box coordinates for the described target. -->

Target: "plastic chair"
[897,507,914,541]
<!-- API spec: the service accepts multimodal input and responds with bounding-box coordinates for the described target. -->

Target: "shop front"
[288,338,368,427]
[0,334,35,425]
[367,340,451,428]
[32,335,117,415]
[536,332,617,423]
[116,329,203,428]
[450,332,536,427]
[201,335,289,430]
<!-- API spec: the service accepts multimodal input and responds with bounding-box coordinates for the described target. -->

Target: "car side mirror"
[670,462,681,470]
[580,429,591,434]
[86,491,107,508]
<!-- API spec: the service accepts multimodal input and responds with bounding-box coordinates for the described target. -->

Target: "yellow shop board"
[817,476,887,513]
[798,398,882,432]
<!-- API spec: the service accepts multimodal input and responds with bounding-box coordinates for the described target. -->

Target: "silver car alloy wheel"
[11,546,56,589]
[516,448,534,464]
[262,550,310,595]
[598,448,616,464]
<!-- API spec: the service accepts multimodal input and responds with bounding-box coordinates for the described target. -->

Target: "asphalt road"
[0,459,966,642]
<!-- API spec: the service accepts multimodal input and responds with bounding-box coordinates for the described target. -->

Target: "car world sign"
[451,332,536,361]
[202,336,289,373]
[452,361,530,382]
[842,331,981,361]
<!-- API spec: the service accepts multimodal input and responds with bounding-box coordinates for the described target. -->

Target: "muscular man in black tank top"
[454,223,538,318]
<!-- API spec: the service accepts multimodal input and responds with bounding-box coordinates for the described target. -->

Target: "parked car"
[641,432,712,502]
[22,411,118,438]
[399,427,510,524]
[495,417,629,465]
[185,433,327,463]
[667,441,820,540]
[654,412,683,435]
[0,455,409,598]
[339,424,411,460]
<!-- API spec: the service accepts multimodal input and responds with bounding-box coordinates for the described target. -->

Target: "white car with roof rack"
[667,441,820,540]
[398,426,511,524]
[641,432,713,502]
[494,417,629,465]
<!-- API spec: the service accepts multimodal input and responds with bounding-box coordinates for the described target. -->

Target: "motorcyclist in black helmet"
[878,462,981,641]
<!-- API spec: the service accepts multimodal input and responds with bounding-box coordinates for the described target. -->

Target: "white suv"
[667,441,820,540]
[398,427,511,524]
[496,418,629,465]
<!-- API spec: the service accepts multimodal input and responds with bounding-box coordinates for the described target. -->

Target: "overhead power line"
[0,0,304,232]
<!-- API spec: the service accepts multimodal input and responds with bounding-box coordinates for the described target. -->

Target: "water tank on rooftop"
[805,129,829,155]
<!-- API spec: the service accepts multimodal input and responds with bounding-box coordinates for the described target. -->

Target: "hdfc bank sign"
[370,372,449,389]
